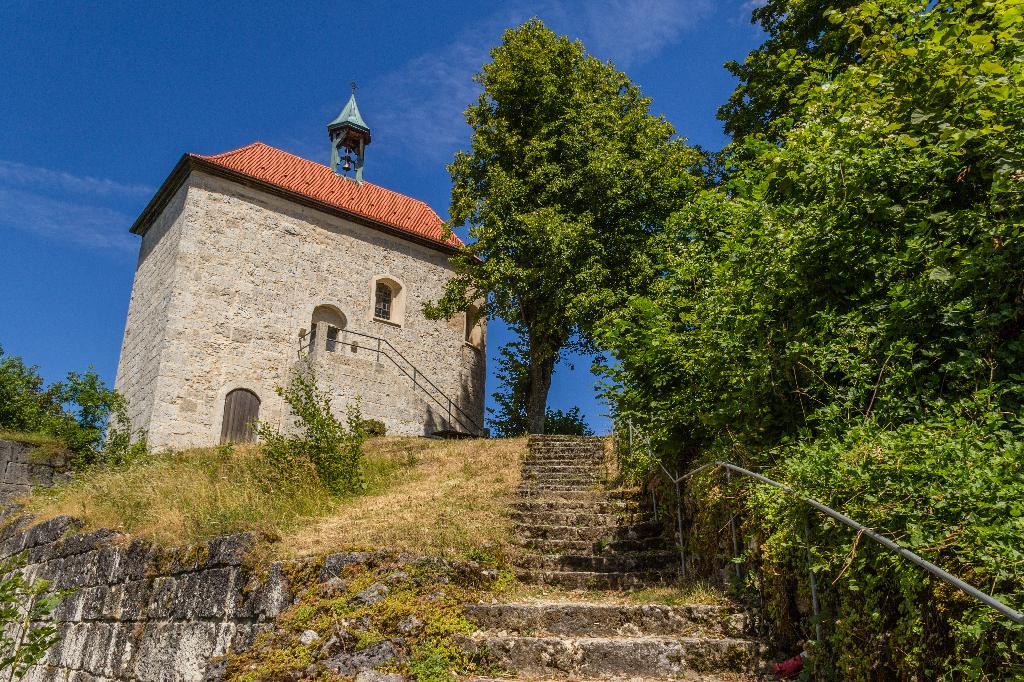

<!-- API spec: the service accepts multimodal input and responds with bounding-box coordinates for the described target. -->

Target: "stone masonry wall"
[113,183,192,445]
[0,508,373,681]
[0,439,71,504]
[116,171,485,450]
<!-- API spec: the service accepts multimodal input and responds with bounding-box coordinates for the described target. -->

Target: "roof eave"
[128,155,462,255]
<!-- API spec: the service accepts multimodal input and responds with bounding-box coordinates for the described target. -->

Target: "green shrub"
[361,419,387,437]
[0,345,146,468]
[257,362,367,495]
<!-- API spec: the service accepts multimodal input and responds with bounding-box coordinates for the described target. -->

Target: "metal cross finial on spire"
[351,80,357,94]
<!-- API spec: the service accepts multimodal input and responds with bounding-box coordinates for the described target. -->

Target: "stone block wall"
[0,439,71,503]
[0,508,373,682]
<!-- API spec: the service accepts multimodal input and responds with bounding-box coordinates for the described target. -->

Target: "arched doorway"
[219,388,260,444]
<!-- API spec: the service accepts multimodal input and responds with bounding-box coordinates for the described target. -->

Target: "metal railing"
[637,439,1024,628]
[298,328,482,436]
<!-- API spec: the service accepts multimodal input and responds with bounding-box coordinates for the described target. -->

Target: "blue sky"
[0,1,764,435]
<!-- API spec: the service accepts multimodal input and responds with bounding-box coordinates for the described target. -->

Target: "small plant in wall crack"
[0,553,74,680]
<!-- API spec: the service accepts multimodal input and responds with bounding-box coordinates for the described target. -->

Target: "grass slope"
[23,436,525,559]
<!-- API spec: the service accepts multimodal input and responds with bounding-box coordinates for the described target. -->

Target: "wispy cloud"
[0,160,146,253]
[553,0,712,68]
[356,0,712,168]
[0,160,152,198]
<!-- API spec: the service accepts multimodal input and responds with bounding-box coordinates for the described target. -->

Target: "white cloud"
[556,0,712,68]
[0,160,152,198]
[0,161,143,253]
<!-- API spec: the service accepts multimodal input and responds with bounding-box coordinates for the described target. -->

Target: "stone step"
[519,476,605,487]
[464,603,748,639]
[512,522,662,542]
[467,676,752,682]
[515,536,669,555]
[461,634,759,679]
[521,463,604,474]
[511,509,652,527]
[520,466,606,477]
[515,488,642,501]
[525,449,605,457]
[515,569,678,590]
[510,498,643,514]
[516,552,678,574]
[516,481,602,491]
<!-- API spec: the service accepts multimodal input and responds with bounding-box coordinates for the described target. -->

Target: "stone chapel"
[114,91,486,450]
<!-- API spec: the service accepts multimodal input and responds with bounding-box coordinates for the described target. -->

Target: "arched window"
[308,305,347,353]
[370,276,405,326]
[220,388,260,444]
[374,283,393,321]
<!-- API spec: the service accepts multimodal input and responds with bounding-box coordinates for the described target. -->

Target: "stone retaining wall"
[0,439,71,503]
[0,509,371,681]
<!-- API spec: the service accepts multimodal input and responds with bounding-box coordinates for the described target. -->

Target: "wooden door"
[219,388,260,444]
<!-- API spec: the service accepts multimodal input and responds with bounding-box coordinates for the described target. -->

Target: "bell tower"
[328,82,372,182]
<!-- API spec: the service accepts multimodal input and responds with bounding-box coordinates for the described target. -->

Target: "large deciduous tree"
[427,19,704,433]
[719,0,861,143]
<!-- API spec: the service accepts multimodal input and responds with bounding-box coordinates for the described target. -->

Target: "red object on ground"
[773,652,805,679]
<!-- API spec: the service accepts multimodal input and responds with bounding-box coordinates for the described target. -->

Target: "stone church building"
[115,92,486,450]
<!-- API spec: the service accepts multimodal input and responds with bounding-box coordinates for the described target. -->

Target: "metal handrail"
[298,328,482,436]
[662,456,1024,626]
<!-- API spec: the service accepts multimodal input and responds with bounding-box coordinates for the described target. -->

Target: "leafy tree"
[0,346,144,467]
[488,337,593,437]
[719,0,861,143]
[427,19,704,433]
[599,0,1024,676]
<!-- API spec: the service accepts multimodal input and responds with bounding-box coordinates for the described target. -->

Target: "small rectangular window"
[326,326,339,352]
[375,284,392,320]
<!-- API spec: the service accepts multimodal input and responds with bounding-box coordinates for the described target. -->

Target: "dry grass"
[22,436,525,559]
[277,436,525,559]
[0,429,72,459]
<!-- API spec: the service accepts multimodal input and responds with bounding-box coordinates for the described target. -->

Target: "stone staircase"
[461,435,763,681]
[463,602,760,680]
[512,435,677,590]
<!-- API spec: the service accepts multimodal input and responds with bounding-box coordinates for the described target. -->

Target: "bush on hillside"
[360,419,387,437]
[257,362,367,495]
[0,346,145,468]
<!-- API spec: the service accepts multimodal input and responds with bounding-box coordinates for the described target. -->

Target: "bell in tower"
[328,82,372,182]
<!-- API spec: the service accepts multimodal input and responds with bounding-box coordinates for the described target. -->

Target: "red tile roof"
[192,142,462,249]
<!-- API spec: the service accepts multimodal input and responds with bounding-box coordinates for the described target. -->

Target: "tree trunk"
[526,346,557,434]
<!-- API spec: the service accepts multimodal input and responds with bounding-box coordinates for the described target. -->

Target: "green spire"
[328,92,370,134]
[328,82,372,182]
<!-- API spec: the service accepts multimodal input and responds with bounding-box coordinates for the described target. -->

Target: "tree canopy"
[427,19,704,433]
[598,0,1024,676]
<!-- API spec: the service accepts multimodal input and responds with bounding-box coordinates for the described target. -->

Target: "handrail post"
[726,467,742,580]
[447,397,453,430]
[804,513,823,644]
[376,338,381,364]
[674,469,687,580]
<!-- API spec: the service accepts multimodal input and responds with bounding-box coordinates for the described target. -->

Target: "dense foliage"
[257,362,368,495]
[598,0,1024,677]
[428,19,705,432]
[0,346,145,467]
[488,337,593,437]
